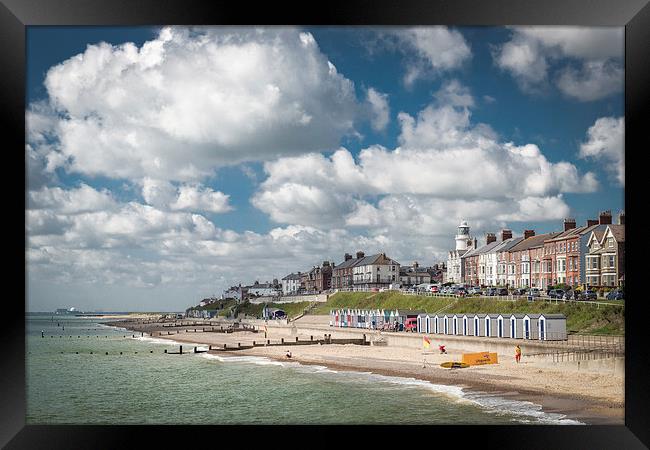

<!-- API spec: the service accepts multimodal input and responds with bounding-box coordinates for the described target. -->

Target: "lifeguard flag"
[423,336,431,349]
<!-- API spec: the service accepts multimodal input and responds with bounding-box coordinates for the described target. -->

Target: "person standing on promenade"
[515,345,522,363]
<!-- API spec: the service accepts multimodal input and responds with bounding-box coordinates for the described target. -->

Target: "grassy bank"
[236,301,312,319]
[311,292,624,335]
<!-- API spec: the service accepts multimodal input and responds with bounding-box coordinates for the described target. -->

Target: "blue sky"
[26,26,624,311]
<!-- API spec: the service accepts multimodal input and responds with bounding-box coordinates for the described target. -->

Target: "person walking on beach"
[286,350,292,359]
[515,345,522,363]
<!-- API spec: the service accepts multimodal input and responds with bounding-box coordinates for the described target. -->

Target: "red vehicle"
[430,285,439,293]
[404,317,418,332]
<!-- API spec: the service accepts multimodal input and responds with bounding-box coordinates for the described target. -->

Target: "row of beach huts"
[330,309,567,341]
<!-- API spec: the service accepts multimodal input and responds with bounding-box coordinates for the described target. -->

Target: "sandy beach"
[108,318,624,425]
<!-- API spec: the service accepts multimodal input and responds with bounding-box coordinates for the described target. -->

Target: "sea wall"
[249,294,328,304]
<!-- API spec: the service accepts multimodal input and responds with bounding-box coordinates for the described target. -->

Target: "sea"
[26,314,584,425]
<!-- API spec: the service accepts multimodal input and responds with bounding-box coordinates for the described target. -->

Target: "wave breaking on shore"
[197,352,584,425]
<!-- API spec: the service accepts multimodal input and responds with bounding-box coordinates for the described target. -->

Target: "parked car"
[512,288,527,296]
[430,285,439,293]
[563,290,575,300]
[497,288,509,296]
[528,288,541,297]
[578,290,597,301]
[548,289,565,299]
[483,287,496,296]
[404,317,418,332]
[468,287,482,295]
[606,289,624,300]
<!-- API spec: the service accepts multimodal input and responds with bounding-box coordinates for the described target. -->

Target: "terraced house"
[541,212,612,288]
[352,253,400,290]
[496,234,524,286]
[586,223,625,287]
[332,252,365,290]
[399,261,432,286]
[508,230,562,289]
[304,261,333,293]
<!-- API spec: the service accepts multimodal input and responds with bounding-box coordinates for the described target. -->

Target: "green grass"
[236,301,313,319]
[311,291,456,315]
[310,292,624,335]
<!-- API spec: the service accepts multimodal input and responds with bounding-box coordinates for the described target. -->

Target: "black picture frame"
[3,0,648,447]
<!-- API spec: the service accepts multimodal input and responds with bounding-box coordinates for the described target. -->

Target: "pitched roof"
[545,225,589,242]
[334,256,363,270]
[281,273,301,280]
[509,232,562,252]
[494,236,524,252]
[590,228,607,244]
[355,253,400,266]
[607,224,625,243]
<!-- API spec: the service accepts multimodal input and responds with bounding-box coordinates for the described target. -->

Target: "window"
[608,238,614,248]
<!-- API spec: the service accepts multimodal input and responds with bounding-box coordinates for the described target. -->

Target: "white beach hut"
[443,314,451,335]
[462,314,474,336]
[509,314,524,338]
[452,314,461,335]
[488,314,499,337]
[424,314,431,334]
[473,314,483,337]
[523,314,541,340]
[432,315,440,334]
[496,314,510,338]
[417,314,425,333]
[538,314,567,341]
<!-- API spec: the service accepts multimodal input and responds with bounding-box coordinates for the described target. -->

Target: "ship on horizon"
[55,307,83,315]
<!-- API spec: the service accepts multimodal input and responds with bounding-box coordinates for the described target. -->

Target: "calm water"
[26,315,582,425]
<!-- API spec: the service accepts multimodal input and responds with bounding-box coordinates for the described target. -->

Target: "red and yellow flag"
[423,336,431,349]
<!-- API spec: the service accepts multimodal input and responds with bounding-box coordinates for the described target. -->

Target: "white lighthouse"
[455,220,473,251]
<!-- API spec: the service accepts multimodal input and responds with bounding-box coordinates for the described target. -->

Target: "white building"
[352,253,400,289]
[223,286,243,301]
[281,273,302,296]
[447,220,475,284]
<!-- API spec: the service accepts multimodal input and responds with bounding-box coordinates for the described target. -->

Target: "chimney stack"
[356,251,365,259]
[618,211,625,225]
[344,253,352,261]
[599,210,612,225]
[586,219,598,227]
[563,218,576,232]
[486,233,496,245]
[473,238,478,248]
[524,230,535,239]
[413,261,419,269]
[500,229,513,242]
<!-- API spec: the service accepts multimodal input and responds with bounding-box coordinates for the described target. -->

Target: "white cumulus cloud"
[493,26,623,101]
[28,27,363,182]
[579,116,624,185]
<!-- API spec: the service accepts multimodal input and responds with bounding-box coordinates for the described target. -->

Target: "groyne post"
[179,345,183,355]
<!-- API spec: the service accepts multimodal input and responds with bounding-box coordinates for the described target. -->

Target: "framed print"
[3,0,649,447]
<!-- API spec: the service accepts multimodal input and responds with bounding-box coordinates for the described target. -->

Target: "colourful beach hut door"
[498,318,503,337]
[444,318,448,334]
[453,318,457,335]
[539,318,545,340]
[485,317,490,337]
[463,317,467,335]
[511,318,516,338]
[474,317,479,336]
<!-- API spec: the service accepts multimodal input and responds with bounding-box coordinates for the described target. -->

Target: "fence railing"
[524,348,624,363]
